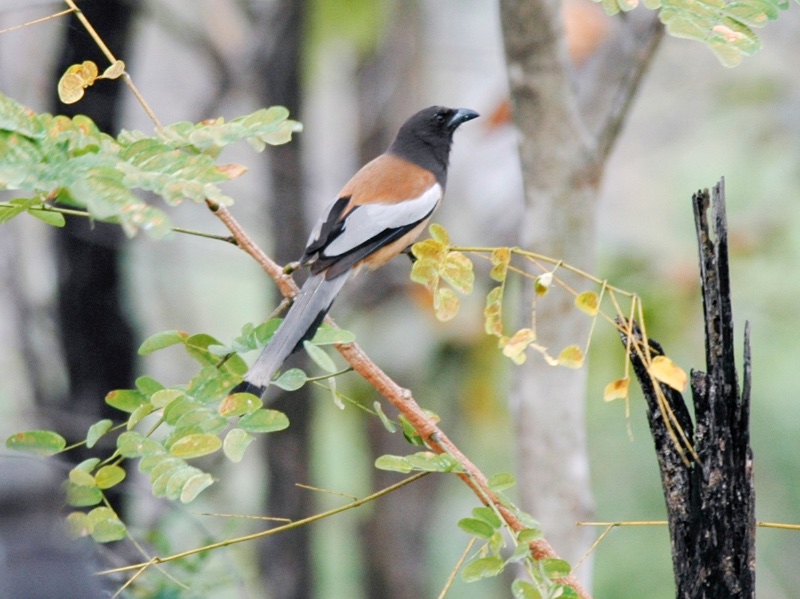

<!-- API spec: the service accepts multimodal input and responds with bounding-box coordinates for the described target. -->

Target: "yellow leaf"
[429,223,450,245]
[557,345,584,368]
[649,355,687,391]
[442,251,474,294]
[603,377,630,402]
[534,272,553,296]
[410,258,439,290]
[490,248,510,282]
[502,328,536,359]
[434,287,460,321]
[58,72,86,104]
[491,247,510,266]
[411,238,446,262]
[575,291,599,316]
[100,60,125,80]
[77,60,99,80]
[57,61,100,105]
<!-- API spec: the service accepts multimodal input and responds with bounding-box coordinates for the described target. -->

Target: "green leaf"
[238,409,290,433]
[373,401,397,433]
[488,472,517,492]
[6,430,66,456]
[86,419,113,448]
[472,506,503,529]
[458,517,496,539]
[90,515,127,543]
[541,558,572,579]
[135,375,164,396]
[309,324,356,345]
[223,428,254,463]
[180,472,215,503]
[164,466,200,501]
[406,451,461,472]
[374,454,414,473]
[151,388,186,408]
[29,208,65,227]
[517,527,544,543]
[127,403,155,430]
[117,431,164,458]
[105,389,148,413]
[163,396,202,425]
[68,467,96,487]
[186,365,238,402]
[95,465,126,489]
[169,433,222,459]
[272,368,308,392]
[0,202,26,223]
[461,555,505,582]
[398,414,425,446]
[138,330,187,355]
[219,392,263,417]
[74,458,100,472]
[511,579,542,599]
[65,482,103,507]
[87,507,126,543]
[65,511,90,538]
[303,341,337,373]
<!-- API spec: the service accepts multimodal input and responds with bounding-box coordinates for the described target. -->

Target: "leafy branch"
[593,0,797,67]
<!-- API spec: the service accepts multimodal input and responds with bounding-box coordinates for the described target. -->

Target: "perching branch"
[207,200,593,599]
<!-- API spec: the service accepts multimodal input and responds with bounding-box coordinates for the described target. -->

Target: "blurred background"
[1,1,799,598]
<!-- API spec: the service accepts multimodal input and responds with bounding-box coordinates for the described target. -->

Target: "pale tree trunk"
[498,0,663,584]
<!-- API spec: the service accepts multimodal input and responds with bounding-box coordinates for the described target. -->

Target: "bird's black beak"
[448,108,479,129]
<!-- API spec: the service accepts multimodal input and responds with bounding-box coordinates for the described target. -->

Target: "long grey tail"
[242,271,350,393]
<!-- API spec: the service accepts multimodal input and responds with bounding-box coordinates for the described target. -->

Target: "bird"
[239,105,479,396]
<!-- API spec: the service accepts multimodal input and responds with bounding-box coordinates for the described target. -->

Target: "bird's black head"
[388,105,479,187]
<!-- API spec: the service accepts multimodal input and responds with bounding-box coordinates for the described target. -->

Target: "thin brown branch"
[208,201,592,599]
[63,0,163,130]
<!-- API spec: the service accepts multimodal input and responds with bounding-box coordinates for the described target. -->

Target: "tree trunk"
[622,179,755,598]
[498,0,663,578]
[253,1,314,597]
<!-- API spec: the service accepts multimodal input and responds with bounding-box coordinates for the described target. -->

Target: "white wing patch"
[323,183,442,257]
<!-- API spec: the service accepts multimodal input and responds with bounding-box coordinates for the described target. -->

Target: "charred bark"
[622,179,755,598]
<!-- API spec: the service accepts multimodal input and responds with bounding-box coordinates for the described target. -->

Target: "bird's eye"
[435,112,446,123]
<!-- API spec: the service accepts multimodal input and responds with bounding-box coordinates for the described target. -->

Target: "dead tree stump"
[622,178,755,598]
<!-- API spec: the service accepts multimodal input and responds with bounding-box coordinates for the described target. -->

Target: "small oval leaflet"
[169,433,222,459]
[223,428,254,463]
[575,290,600,316]
[557,345,584,369]
[95,465,126,490]
[649,355,688,391]
[461,555,505,583]
[5,430,66,456]
[238,409,290,434]
[603,377,630,402]
[458,517,496,539]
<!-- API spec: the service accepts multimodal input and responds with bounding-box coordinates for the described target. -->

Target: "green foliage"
[0,91,301,237]
[593,0,793,66]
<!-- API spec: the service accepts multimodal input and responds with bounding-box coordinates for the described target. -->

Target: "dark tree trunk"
[49,0,138,495]
[252,1,314,597]
[622,179,755,598]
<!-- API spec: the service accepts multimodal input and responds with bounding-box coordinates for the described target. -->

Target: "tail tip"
[230,380,266,398]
